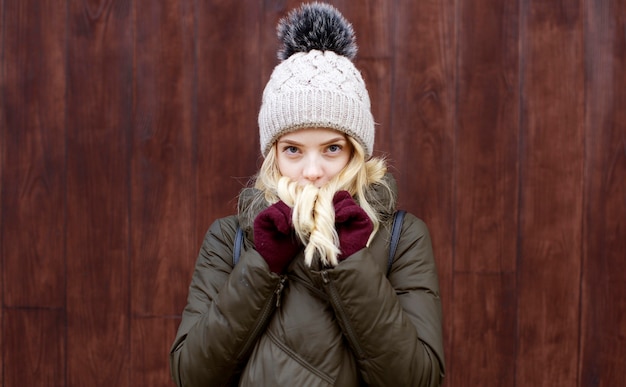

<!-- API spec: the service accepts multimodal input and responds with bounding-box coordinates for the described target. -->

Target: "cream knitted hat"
[258,3,375,158]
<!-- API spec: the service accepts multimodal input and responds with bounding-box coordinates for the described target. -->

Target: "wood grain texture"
[450,273,517,385]
[0,2,4,381]
[455,0,520,273]
[580,0,626,384]
[332,0,392,59]
[392,0,456,381]
[130,3,198,380]
[194,1,264,238]
[3,309,65,386]
[131,0,197,319]
[359,57,394,159]
[451,0,520,383]
[131,317,180,386]
[517,0,585,385]
[65,1,132,386]
[1,0,66,307]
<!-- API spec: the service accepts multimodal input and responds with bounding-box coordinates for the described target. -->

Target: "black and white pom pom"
[277,2,357,61]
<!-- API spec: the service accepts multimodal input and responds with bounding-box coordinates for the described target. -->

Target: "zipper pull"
[275,277,286,307]
[321,270,330,284]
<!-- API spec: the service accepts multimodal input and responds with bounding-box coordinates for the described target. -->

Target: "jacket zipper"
[236,276,287,359]
[274,276,286,307]
[321,270,365,358]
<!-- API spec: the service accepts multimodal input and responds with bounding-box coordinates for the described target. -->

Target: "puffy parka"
[170,178,445,386]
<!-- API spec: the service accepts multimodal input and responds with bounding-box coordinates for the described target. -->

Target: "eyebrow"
[277,136,347,146]
[321,137,347,146]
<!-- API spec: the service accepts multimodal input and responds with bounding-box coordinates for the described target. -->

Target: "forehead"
[278,127,347,142]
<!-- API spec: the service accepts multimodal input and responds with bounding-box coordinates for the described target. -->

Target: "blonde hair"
[254,136,389,267]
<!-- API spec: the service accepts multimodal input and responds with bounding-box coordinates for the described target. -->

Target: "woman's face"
[276,127,352,188]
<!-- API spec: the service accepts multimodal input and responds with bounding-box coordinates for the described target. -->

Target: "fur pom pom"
[277,2,357,61]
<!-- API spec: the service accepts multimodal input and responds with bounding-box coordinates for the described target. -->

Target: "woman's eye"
[284,146,299,154]
[327,144,342,153]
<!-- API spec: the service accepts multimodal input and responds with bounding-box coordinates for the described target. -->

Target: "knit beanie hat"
[258,2,375,158]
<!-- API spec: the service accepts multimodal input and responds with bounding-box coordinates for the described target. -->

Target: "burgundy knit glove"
[253,201,302,273]
[333,191,373,260]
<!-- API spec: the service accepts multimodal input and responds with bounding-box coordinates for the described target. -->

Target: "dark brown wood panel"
[450,273,517,385]
[580,0,626,384]
[3,309,65,386]
[131,0,197,319]
[130,1,198,379]
[0,1,4,382]
[65,1,132,386]
[195,1,264,239]
[359,57,394,159]
[391,0,456,381]
[451,0,520,382]
[455,0,519,273]
[0,3,2,376]
[1,0,66,308]
[332,0,392,59]
[131,317,179,386]
[517,0,585,385]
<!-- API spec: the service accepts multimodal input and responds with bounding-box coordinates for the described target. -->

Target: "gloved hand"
[332,191,373,260]
[253,201,302,273]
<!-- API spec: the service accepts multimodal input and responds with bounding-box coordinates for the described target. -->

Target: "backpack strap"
[387,210,406,275]
[233,210,407,272]
[233,225,244,266]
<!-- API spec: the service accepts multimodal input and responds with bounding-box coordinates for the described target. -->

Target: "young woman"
[170,3,445,386]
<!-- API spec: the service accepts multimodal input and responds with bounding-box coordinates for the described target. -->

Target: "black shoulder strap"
[233,225,244,266]
[387,210,406,275]
[233,210,407,271]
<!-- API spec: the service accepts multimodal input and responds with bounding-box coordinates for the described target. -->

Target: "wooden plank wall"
[1,0,624,386]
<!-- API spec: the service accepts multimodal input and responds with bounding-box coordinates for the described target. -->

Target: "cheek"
[277,157,297,179]
[328,156,350,178]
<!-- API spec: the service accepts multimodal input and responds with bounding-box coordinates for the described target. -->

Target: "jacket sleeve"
[169,217,284,387]
[318,213,445,387]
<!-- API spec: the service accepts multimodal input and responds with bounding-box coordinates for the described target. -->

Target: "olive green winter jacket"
[170,180,445,386]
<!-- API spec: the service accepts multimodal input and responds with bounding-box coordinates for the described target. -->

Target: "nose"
[302,154,323,183]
